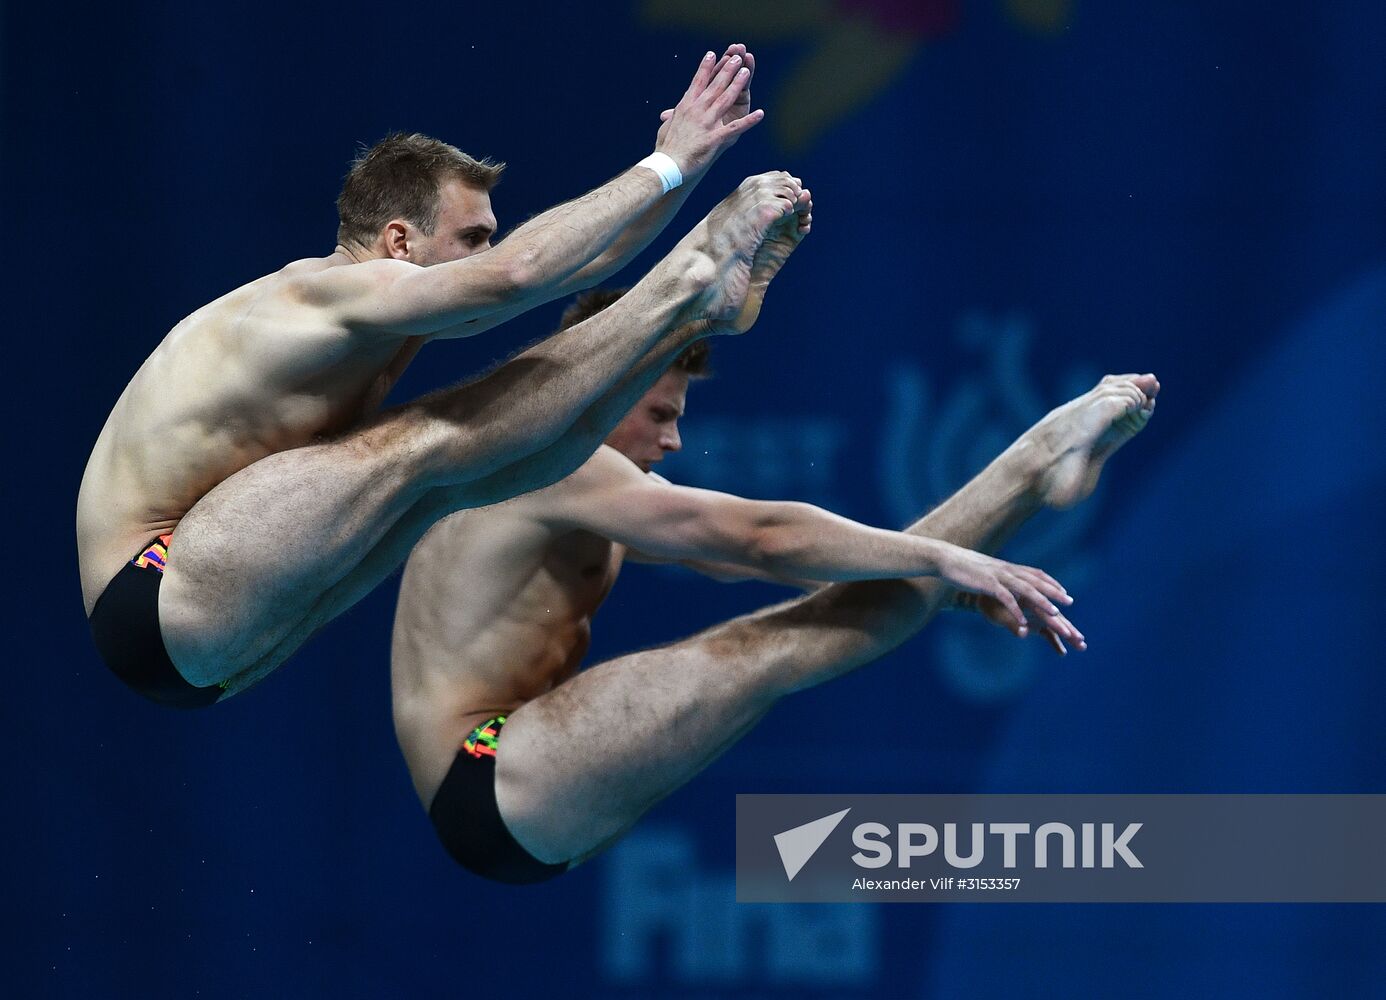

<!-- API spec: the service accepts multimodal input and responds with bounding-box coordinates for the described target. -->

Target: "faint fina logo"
[602,828,878,987]
[880,310,1101,703]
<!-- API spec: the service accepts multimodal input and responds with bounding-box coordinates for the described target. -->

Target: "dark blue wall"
[10,2,1386,996]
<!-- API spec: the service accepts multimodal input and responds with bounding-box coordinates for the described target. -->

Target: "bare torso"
[391,490,626,804]
[76,255,424,614]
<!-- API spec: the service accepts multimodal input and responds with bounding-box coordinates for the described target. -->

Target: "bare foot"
[1027,373,1160,509]
[693,171,808,333]
[733,187,811,332]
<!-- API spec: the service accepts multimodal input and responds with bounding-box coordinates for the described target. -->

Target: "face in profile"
[605,369,690,473]
[408,179,498,266]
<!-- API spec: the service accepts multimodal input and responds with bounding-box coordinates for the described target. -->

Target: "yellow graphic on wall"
[642,0,1073,152]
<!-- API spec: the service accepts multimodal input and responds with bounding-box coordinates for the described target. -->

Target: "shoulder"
[521,446,653,523]
[285,257,418,309]
[552,444,650,498]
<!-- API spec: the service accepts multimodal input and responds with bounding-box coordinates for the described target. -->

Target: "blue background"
[8,1,1386,996]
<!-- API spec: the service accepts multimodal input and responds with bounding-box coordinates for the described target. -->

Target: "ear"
[383,220,412,260]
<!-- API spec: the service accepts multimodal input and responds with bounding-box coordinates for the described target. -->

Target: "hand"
[968,593,1087,656]
[654,45,764,177]
[933,543,1083,649]
[657,43,756,143]
[717,43,754,128]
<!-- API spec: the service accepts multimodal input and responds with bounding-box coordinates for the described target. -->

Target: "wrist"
[911,534,950,573]
[637,151,683,194]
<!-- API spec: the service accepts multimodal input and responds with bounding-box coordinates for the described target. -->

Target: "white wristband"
[637,152,683,194]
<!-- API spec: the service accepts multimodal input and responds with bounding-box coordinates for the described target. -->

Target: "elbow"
[501,245,544,295]
[744,507,806,572]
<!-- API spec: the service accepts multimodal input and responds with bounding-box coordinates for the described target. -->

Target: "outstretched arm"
[535,448,1072,626]
[319,48,764,339]
[623,547,822,590]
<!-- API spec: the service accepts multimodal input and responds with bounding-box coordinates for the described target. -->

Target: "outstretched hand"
[963,592,1087,656]
[655,44,764,177]
[933,543,1084,653]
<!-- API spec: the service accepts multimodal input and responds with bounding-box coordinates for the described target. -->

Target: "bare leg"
[224,319,717,697]
[161,176,807,689]
[231,190,815,695]
[495,375,1159,864]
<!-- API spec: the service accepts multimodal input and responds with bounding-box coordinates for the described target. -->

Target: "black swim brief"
[88,534,223,709]
[428,715,569,885]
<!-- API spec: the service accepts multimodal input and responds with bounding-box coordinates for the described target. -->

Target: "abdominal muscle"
[390,513,618,807]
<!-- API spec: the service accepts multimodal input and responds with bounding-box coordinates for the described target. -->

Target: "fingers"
[1041,628,1069,656]
[720,43,748,81]
[999,568,1088,650]
[700,52,744,104]
[1010,575,1062,621]
[1018,566,1071,605]
[717,107,766,139]
[988,583,1029,636]
[710,64,753,118]
[974,592,1085,653]
[662,43,761,167]
[999,560,1071,614]
[704,51,733,90]
[688,45,751,115]
[681,51,719,104]
[709,43,751,97]
[1041,607,1086,650]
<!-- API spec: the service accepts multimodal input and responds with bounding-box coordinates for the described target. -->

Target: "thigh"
[494,625,786,865]
[215,485,472,697]
[158,434,430,686]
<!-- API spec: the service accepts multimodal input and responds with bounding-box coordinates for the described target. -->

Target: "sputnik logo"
[774,808,851,881]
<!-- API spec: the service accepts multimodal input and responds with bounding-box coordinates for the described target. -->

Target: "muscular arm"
[628,551,822,591]
[324,170,668,336]
[533,448,1069,619]
[557,175,703,294]
[318,48,762,339]
[424,173,704,343]
[421,175,705,345]
[620,471,819,588]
